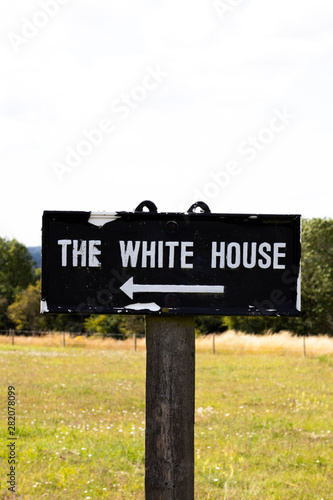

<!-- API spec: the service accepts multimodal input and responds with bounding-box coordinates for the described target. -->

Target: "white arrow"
[120,277,224,300]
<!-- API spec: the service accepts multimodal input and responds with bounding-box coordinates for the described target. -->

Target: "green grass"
[195,352,333,499]
[0,345,332,499]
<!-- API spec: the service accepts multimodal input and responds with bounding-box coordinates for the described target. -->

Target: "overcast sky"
[1,0,332,246]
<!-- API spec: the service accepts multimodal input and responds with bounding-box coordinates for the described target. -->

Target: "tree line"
[1,218,332,337]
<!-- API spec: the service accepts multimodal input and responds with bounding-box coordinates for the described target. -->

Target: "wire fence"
[0,330,143,351]
[0,329,217,354]
[0,330,323,357]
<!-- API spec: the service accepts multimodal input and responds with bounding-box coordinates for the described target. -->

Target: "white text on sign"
[57,239,287,270]
[119,240,286,270]
[119,241,194,269]
[58,240,101,267]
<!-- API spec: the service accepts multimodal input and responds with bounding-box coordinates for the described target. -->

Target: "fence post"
[63,331,66,348]
[10,329,15,345]
[145,316,195,499]
[212,332,216,355]
[134,333,137,352]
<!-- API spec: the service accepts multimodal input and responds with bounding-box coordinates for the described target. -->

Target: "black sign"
[41,208,301,316]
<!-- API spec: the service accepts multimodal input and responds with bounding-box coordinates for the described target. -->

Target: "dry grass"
[197,330,333,356]
[0,333,146,351]
[1,330,333,357]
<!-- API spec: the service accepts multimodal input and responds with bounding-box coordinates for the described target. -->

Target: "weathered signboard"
[41,208,301,316]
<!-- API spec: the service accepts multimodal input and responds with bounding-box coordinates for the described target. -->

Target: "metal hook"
[187,201,211,214]
[134,200,158,213]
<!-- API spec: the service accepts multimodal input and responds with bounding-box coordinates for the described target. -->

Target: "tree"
[49,314,86,334]
[85,315,146,339]
[7,282,44,331]
[224,315,279,334]
[84,315,126,339]
[0,295,8,329]
[124,315,145,338]
[0,238,35,303]
[195,316,227,334]
[285,218,333,336]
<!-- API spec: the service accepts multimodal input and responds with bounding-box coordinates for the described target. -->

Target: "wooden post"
[303,336,306,357]
[212,332,216,355]
[134,333,137,352]
[145,316,195,499]
[10,329,14,345]
[63,331,66,348]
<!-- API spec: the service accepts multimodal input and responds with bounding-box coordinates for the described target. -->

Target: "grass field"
[2,330,333,357]
[0,333,333,499]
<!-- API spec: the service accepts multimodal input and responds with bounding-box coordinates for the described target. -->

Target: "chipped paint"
[124,302,161,312]
[88,212,120,227]
[296,272,301,311]
[40,300,49,313]
[296,218,302,311]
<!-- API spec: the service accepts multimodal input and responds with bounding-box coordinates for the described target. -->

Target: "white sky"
[1,0,332,246]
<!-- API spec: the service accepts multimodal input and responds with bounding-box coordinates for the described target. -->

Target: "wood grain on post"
[145,316,195,500]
